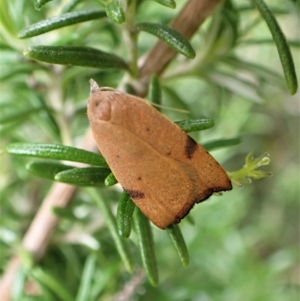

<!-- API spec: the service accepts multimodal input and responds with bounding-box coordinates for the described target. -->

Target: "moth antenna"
[149,102,190,114]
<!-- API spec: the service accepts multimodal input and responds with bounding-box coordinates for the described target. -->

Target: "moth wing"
[106,93,232,197]
[91,122,198,229]
[87,88,231,228]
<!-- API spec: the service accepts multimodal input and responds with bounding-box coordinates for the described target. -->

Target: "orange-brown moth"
[87,80,232,229]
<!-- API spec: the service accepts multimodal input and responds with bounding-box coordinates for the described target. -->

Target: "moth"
[87,80,232,229]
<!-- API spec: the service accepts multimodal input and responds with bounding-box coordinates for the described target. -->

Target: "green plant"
[0,0,299,300]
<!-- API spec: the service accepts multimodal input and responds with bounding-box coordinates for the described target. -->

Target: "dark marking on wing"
[195,184,232,204]
[173,193,212,224]
[185,136,198,159]
[173,202,195,224]
[173,183,233,224]
[124,188,145,199]
[195,189,215,204]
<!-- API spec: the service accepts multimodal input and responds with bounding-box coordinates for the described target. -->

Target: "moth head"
[88,79,114,122]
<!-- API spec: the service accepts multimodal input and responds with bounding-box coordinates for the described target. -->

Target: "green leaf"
[240,38,300,47]
[0,107,43,124]
[104,172,118,186]
[203,137,241,151]
[207,69,263,103]
[75,254,97,301]
[166,224,189,266]
[153,0,176,9]
[222,56,285,89]
[106,0,125,24]
[35,96,61,139]
[11,267,27,301]
[88,188,133,273]
[136,22,196,59]
[133,208,158,286]
[124,83,136,94]
[0,66,39,81]
[175,119,215,133]
[23,46,128,70]
[51,207,79,221]
[34,0,53,10]
[6,143,108,167]
[18,10,106,39]
[162,86,191,118]
[55,167,111,186]
[116,191,136,238]
[26,161,74,180]
[0,1,18,36]
[223,0,239,48]
[62,0,84,13]
[185,215,195,225]
[31,268,74,301]
[252,0,298,95]
[148,74,162,108]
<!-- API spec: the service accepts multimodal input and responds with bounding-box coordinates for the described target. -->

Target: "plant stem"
[122,0,138,78]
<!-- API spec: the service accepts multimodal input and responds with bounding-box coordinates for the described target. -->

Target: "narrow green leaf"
[124,83,136,94]
[106,0,125,24]
[133,208,158,286]
[55,167,111,186]
[240,38,300,47]
[23,46,128,70]
[252,0,298,94]
[62,0,85,13]
[0,1,17,35]
[116,191,136,238]
[162,86,190,116]
[6,143,108,167]
[148,74,162,108]
[203,137,241,151]
[185,215,195,225]
[0,107,43,124]
[222,56,285,88]
[26,161,74,180]
[87,188,133,273]
[153,0,176,9]
[104,172,118,186]
[166,224,189,266]
[0,123,20,136]
[75,254,97,301]
[18,10,106,39]
[223,0,239,48]
[34,0,53,10]
[52,207,78,221]
[207,69,263,102]
[136,23,196,59]
[0,66,39,81]
[11,267,27,301]
[31,268,74,301]
[175,119,215,133]
[35,95,61,139]
[237,4,288,14]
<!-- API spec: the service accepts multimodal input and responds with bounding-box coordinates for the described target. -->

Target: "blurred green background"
[0,0,299,300]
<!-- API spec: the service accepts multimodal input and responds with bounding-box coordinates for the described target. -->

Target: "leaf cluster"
[0,0,299,299]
